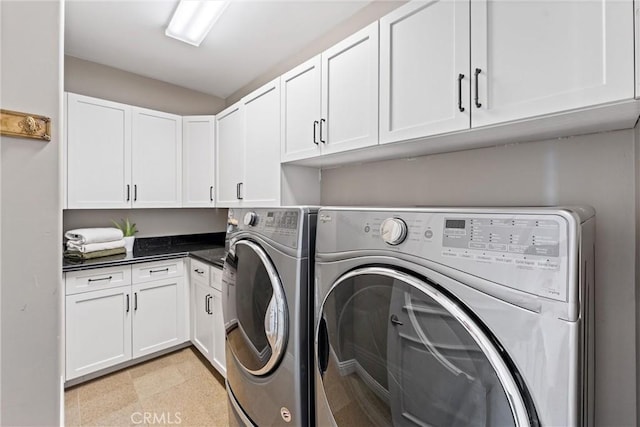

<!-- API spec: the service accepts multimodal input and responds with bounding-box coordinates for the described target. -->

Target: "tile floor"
[65,347,229,427]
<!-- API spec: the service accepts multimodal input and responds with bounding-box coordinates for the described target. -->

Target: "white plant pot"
[124,236,135,252]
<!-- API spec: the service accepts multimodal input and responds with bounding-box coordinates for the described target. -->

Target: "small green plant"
[111,218,138,237]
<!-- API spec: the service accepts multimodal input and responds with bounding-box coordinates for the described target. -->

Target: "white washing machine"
[314,207,594,426]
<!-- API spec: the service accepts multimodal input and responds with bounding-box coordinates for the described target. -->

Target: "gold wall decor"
[0,109,51,141]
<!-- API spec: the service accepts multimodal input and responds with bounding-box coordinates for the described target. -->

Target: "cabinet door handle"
[210,186,214,202]
[319,118,326,144]
[313,120,319,145]
[474,68,482,108]
[126,184,130,202]
[237,182,243,200]
[194,268,204,275]
[126,294,130,313]
[457,73,465,112]
[88,276,112,283]
[134,184,138,202]
[134,292,138,311]
[149,268,169,274]
[205,294,212,314]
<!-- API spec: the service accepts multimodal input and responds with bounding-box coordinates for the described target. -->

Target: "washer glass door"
[225,239,288,376]
[316,267,535,426]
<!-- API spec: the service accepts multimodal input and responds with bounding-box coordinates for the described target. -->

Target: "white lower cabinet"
[65,259,187,381]
[189,259,226,377]
[132,277,186,358]
[65,286,132,380]
[210,289,226,376]
[191,278,214,360]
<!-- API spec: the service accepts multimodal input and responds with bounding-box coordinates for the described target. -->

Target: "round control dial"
[243,212,258,226]
[380,217,408,245]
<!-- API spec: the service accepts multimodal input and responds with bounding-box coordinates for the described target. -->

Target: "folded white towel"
[66,239,126,253]
[64,228,124,245]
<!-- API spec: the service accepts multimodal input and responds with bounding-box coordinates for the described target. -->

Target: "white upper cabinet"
[66,93,132,209]
[280,22,379,161]
[131,107,182,208]
[321,21,379,155]
[281,56,322,162]
[243,79,281,206]
[470,0,634,127]
[215,104,245,207]
[379,0,471,144]
[182,116,216,207]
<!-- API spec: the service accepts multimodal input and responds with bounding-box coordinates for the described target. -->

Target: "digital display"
[445,219,466,229]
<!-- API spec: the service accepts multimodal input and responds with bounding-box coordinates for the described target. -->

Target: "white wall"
[63,208,227,238]
[0,1,62,425]
[320,129,637,426]
[65,56,226,115]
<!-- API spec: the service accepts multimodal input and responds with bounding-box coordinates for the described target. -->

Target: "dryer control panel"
[316,208,583,303]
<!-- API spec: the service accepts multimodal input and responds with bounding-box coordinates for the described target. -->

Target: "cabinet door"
[215,104,245,207]
[132,107,182,208]
[66,93,132,209]
[321,22,379,155]
[132,277,186,358]
[471,0,634,127]
[183,116,215,207]
[379,1,470,144]
[191,279,214,360]
[280,56,322,162]
[242,78,281,206]
[66,286,132,380]
[211,289,226,377]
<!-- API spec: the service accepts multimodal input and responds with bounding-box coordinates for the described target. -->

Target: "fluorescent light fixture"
[165,0,230,47]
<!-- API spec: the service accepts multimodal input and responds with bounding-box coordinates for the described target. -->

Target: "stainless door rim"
[317,266,534,427]
[232,239,288,376]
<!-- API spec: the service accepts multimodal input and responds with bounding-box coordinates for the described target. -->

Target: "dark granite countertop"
[63,232,226,272]
[189,247,227,269]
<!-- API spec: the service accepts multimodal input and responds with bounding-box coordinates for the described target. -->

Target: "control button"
[380,218,408,245]
[243,212,258,226]
[537,260,559,270]
[424,230,433,239]
[364,225,371,233]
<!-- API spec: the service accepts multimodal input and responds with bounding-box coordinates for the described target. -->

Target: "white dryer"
[314,207,594,426]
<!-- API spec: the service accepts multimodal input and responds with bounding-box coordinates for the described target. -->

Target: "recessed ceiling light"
[165,0,230,47]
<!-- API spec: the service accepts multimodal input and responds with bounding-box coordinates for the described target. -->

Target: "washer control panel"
[228,208,301,249]
[442,217,559,258]
[318,209,577,302]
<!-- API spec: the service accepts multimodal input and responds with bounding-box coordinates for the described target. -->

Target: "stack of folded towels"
[64,227,126,260]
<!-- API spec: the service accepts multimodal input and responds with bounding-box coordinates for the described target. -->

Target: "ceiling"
[65,0,373,99]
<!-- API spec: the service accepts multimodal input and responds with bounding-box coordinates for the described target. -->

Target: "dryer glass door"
[316,267,534,427]
[225,240,288,376]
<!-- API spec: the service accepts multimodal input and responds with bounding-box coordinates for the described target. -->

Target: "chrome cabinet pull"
[319,118,326,143]
[237,182,243,200]
[205,294,212,314]
[88,276,112,283]
[313,120,319,145]
[210,186,214,201]
[457,73,465,112]
[474,68,482,108]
